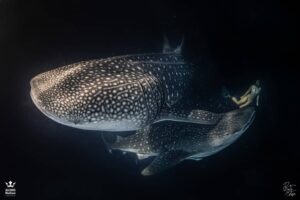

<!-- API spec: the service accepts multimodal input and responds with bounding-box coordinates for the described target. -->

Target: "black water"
[0,0,298,199]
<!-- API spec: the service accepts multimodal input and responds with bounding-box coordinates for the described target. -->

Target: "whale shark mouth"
[30,89,64,124]
[30,88,79,128]
[30,89,140,132]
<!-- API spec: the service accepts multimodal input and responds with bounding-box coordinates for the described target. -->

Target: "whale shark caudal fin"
[162,35,184,54]
[141,150,190,176]
[157,108,224,125]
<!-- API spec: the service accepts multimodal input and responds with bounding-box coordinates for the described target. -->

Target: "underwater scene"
[0,0,298,199]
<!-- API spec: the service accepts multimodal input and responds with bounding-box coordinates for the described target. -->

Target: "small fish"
[30,38,222,132]
[105,106,256,175]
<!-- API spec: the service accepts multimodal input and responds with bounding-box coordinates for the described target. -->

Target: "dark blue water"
[1,0,298,199]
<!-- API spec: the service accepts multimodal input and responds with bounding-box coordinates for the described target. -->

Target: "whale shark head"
[30,61,147,131]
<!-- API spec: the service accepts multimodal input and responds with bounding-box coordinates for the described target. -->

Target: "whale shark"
[104,82,261,175]
[106,106,256,175]
[30,39,223,132]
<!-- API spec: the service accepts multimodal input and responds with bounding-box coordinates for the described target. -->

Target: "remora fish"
[30,39,222,132]
[106,106,256,175]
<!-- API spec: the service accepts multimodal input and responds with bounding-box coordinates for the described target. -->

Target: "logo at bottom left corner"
[5,181,16,197]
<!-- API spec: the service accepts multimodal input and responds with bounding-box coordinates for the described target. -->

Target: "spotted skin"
[30,52,209,132]
[108,106,256,175]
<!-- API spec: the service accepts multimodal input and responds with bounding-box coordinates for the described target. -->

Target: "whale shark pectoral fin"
[141,150,190,176]
[158,109,222,125]
[186,156,203,161]
[137,153,152,160]
[187,109,223,124]
[185,152,206,161]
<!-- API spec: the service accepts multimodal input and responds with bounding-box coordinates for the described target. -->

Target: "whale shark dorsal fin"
[141,150,190,176]
[162,35,184,54]
[162,35,172,53]
[173,36,184,54]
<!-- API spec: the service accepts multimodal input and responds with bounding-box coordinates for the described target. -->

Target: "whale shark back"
[110,53,192,107]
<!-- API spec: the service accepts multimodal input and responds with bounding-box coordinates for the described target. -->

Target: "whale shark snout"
[30,73,77,127]
[30,74,46,101]
[29,67,94,128]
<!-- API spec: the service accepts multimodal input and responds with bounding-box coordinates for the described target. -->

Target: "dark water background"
[0,0,298,199]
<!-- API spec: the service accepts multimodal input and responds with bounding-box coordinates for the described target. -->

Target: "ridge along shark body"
[107,106,256,176]
[30,39,222,132]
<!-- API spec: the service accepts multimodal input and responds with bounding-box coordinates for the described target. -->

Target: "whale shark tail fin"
[162,35,184,54]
